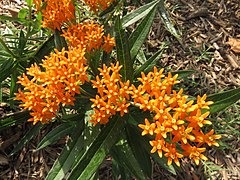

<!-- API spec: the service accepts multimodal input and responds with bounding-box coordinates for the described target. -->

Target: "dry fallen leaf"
[226,37,240,53]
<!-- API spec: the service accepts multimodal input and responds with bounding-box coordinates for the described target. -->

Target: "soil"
[0,0,239,179]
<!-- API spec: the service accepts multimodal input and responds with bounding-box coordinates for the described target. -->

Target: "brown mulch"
[0,0,240,179]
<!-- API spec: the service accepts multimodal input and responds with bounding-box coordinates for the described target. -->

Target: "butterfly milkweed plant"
[0,0,239,179]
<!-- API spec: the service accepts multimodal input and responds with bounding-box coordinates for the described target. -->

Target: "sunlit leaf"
[129,5,158,60]
[46,120,85,180]
[122,0,159,28]
[115,16,133,81]
[68,116,125,180]
[158,0,182,44]
[207,88,240,113]
[111,142,147,180]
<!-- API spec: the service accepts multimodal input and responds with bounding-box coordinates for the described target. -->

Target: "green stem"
[25,4,32,39]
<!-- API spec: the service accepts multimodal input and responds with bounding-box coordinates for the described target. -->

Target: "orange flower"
[172,126,195,144]
[149,138,167,158]
[33,0,43,12]
[102,34,116,53]
[196,94,214,109]
[133,67,219,166]
[15,47,88,124]
[154,121,172,138]
[90,62,132,125]
[164,143,184,167]
[193,129,221,147]
[83,0,115,13]
[187,109,212,128]
[138,118,156,136]
[41,0,76,30]
[62,22,115,53]
[181,144,208,165]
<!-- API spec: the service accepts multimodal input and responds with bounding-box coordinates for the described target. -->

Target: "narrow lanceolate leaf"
[18,30,27,53]
[54,30,67,51]
[10,122,43,155]
[207,88,240,113]
[68,117,125,180]
[31,35,55,64]
[158,0,182,44]
[134,47,165,78]
[122,0,159,28]
[0,111,31,131]
[126,117,152,178]
[172,70,196,79]
[129,5,157,61]
[0,15,24,22]
[36,122,78,151]
[0,58,15,82]
[115,16,133,82]
[46,120,85,180]
[111,142,148,180]
[136,48,147,64]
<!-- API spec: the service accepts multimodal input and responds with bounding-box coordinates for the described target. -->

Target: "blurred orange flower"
[41,0,76,30]
[83,0,115,13]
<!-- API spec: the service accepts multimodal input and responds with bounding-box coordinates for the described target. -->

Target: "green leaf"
[26,0,33,7]
[0,83,2,102]
[54,30,67,51]
[158,0,182,44]
[46,120,85,180]
[126,118,176,175]
[68,116,125,180]
[112,158,132,180]
[122,0,159,28]
[31,35,55,63]
[9,71,18,107]
[134,47,165,78]
[10,122,43,155]
[36,122,78,151]
[0,15,25,22]
[136,48,147,64]
[172,70,196,79]
[0,111,31,131]
[18,8,28,19]
[111,141,148,180]
[114,16,133,81]
[18,30,27,53]
[207,88,240,113]
[0,58,15,82]
[129,5,157,60]
[126,124,152,178]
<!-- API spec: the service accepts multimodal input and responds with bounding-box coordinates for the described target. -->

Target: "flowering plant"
[0,0,239,179]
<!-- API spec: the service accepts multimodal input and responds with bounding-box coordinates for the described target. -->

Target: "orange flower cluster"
[136,67,221,166]
[62,22,115,53]
[90,62,132,125]
[38,0,76,30]
[83,0,115,13]
[33,0,42,12]
[15,47,88,124]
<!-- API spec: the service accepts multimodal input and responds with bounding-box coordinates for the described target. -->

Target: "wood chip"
[226,53,240,69]
[226,37,240,53]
